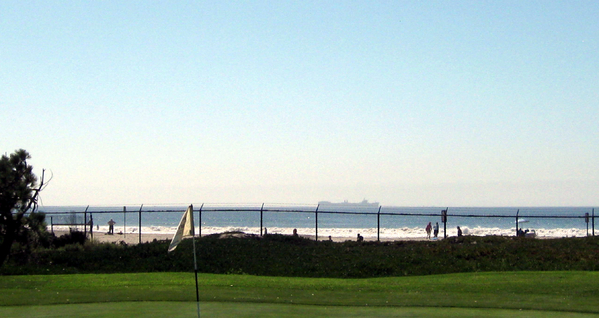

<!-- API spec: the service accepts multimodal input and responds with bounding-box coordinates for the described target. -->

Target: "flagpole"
[191,204,200,318]
[167,204,200,317]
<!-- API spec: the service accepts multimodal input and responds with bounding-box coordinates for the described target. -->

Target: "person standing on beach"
[433,222,439,238]
[457,226,463,237]
[108,219,116,235]
[425,222,432,239]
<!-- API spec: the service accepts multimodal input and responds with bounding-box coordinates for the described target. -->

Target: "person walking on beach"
[457,226,463,237]
[433,222,439,238]
[108,219,116,235]
[425,222,432,239]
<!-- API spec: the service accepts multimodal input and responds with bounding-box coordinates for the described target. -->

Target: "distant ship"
[318,199,380,208]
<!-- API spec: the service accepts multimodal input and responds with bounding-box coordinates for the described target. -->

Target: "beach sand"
[51,229,433,245]
[52,230,173,245]
[52,230,558,244]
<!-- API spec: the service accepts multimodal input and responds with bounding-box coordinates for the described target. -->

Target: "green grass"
[1,271,599,317]
[2,302,598,318]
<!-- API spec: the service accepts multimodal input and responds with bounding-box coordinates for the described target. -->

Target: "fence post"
[515,209,519,236]
[51,216,54,234]
[199,204,204,237]
[123,206,127,237]
[90,213,93,240]
[593,208,595,237]
[377,206,381,242]
[83,205,89,237]
[260,203,264,236]
[442,208,448,239]
[585,212,590,236]
[138,204,143,244]
[315,204,319,241]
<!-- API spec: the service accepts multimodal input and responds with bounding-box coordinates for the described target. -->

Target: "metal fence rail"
[39,205,597,244]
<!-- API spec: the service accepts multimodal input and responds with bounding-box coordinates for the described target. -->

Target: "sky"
[1,1,598,207]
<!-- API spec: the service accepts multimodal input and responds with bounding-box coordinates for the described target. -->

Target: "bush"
[2,234,599,277]
[51,230,88,248]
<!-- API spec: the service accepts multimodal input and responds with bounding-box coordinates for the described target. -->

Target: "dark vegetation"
[0,149,46,266]
[2,232,599,278]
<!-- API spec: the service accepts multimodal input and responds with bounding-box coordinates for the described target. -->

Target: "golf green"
[1,272,598,317]
[2,302,598,318]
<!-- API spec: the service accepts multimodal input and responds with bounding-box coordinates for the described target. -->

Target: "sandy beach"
[51,229,446,245]
[51,230,173,245]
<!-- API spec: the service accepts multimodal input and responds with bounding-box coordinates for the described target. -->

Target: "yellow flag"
[168,205,194,253]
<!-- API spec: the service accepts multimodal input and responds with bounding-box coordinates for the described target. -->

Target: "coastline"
[50,229,565,245]
[48,223,591,245]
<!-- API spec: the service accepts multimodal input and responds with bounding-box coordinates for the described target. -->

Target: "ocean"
[38,204,598,240]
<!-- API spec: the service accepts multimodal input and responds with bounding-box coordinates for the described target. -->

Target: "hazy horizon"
[2,1,598,207]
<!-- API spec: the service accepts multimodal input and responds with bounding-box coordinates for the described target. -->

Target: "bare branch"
[25,169,46,214]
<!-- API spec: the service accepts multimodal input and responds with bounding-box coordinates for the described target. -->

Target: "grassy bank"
[1,271,598,316]
[3,234,599,277]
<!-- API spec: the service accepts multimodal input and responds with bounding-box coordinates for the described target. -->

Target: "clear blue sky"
[2,1,598,206]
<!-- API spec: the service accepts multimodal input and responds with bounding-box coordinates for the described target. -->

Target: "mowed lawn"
[1,271,598,317]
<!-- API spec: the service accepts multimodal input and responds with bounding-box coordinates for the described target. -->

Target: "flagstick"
[192,205,200,318]
[192,236,200,317]
[167,204,200,317]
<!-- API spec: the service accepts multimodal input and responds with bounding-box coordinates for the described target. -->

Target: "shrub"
[51,230,88,248]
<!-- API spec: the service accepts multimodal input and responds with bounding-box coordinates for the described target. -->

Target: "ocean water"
[39,205,598,240]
